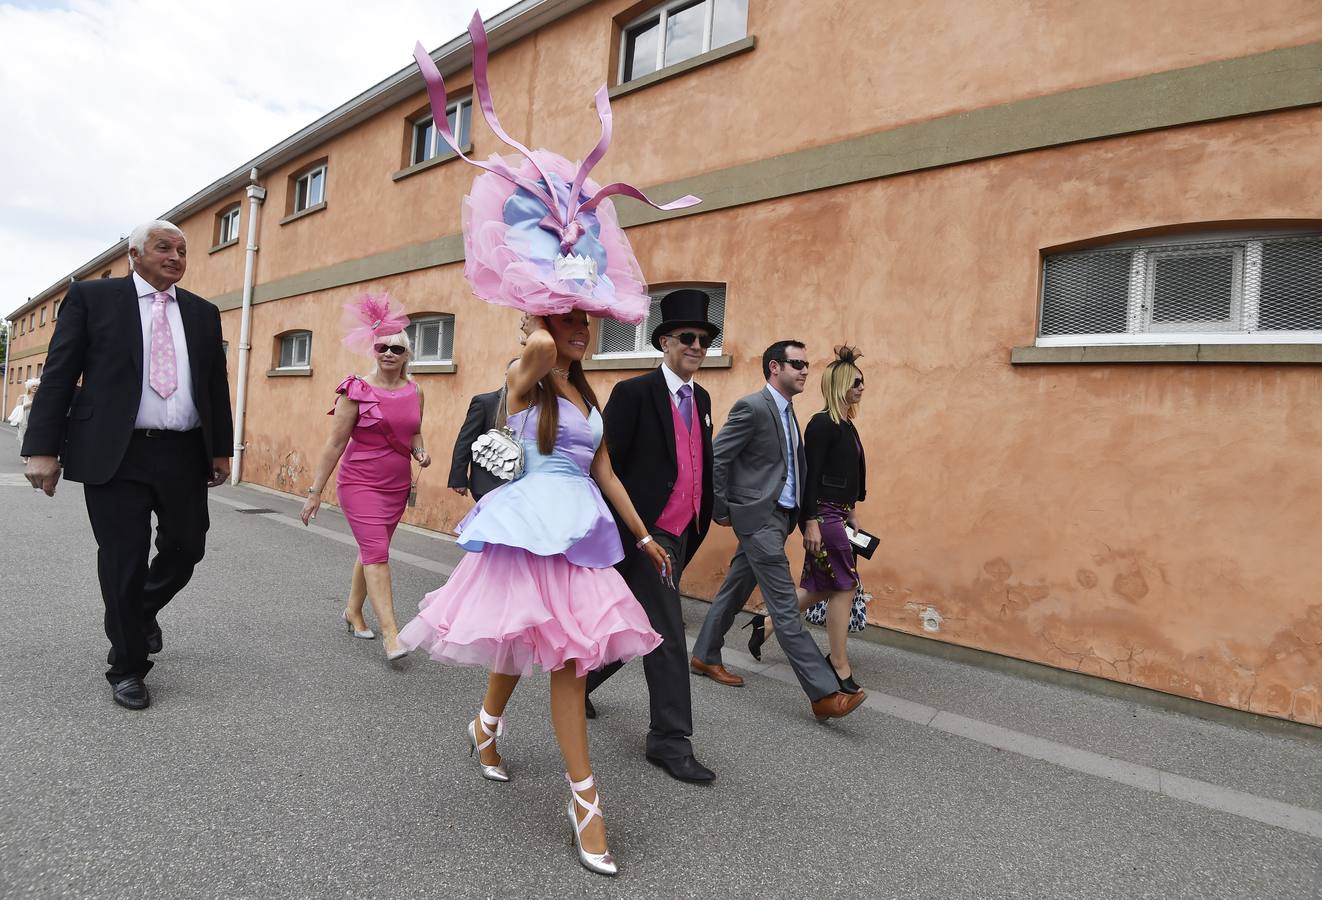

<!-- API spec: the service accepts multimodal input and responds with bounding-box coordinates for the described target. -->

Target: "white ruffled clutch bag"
[470,386,526,482]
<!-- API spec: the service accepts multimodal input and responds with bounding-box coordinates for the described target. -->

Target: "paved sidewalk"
[1,431,1319,898]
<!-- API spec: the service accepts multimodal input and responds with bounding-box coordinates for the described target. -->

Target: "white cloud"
[0,0,508,315]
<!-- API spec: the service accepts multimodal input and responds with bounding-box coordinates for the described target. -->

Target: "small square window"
[406,314,455,363]
[411,99,472,166]
[620,0,748,83]
[218,205,241,245]
[596,285,726,357]
[279,331,312,368]
[294,166,326,213]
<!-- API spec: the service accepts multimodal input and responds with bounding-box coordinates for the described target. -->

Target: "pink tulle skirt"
[397,543,661,677]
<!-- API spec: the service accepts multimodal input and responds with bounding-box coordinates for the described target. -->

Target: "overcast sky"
[0,0,509,317]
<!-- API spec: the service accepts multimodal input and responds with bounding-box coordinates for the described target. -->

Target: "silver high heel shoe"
[466,708,510,782]
[385,641,409,662]
[341,610,375,640]
[566,774,617,877]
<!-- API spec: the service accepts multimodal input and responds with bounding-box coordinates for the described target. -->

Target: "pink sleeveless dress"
[330,375,420,565]
[398,397,661,676]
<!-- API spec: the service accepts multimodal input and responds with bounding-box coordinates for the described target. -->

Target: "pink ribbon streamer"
[412,10,701,233]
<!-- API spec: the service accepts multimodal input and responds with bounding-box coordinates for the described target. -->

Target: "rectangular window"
[39,307,47,326]
[279,332,312,368]
[596,285,726,357]
[411,99,472,166]
[1037,233,1322,345]
[406,314,455,363]
[294,166,326,213]
[29,314,35,330]
[53,299,60,319]
[620,0,748,83]
[36,363,42,376]
[218,205,241,244]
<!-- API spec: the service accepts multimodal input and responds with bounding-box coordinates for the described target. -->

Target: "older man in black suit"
[586,289,718,783]
[23,220,234,711]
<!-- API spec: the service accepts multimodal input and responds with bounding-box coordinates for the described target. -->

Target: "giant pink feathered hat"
[412,13,700,325]
[341,293,410,355]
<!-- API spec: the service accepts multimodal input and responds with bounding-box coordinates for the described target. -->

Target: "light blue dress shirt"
[765,384,799,510]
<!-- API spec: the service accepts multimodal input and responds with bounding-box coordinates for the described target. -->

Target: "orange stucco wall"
[14,0,1321,725]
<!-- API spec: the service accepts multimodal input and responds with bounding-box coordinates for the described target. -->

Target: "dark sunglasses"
[374,343,408,355]
[852,377,865,389]
[667,331,714,349]
[776,358,809,371]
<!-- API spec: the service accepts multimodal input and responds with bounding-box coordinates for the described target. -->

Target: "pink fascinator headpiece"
[412,13,701,325]
[342,293,410,354]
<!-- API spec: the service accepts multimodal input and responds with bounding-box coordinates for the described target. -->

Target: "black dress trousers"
[587,525,695,760]
[83,430,210,683]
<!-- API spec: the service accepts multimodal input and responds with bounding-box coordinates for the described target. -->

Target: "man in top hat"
[587,288,719,783]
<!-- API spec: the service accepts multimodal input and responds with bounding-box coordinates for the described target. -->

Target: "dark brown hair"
[533,362,600,455]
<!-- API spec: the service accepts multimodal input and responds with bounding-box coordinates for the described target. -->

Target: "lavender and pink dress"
[398,397,661,676]
[331,375,420,565]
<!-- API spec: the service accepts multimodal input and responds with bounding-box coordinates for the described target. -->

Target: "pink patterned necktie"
[148,291,178,399]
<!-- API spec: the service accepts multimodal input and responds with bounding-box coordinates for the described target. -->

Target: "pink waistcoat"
[655,397,703,536]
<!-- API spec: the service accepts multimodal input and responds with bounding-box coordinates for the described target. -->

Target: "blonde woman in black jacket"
[747,346,866,692]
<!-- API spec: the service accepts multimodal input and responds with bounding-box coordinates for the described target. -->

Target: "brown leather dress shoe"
[689,656,745,687]
[811,690,867,721]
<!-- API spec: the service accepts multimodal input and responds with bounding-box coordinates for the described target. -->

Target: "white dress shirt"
[133,272,200,431]
[659,362,695,410]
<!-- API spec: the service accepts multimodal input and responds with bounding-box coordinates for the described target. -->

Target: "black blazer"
[602,366,714,564]
[447,388,503,501]
[799,411,866,522]
[20,276,233,485]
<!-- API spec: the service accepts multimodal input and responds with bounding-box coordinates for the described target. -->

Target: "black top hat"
[649,288,721,351]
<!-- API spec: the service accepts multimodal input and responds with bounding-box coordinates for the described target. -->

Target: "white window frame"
[594,284,726,360]
[411,98,472,166]
[218,205,241,244]
[294,165,326,213]
[1037,230,1322,347]
[619,0,744,84]
[406,314,455,363]
[278,331,312,369]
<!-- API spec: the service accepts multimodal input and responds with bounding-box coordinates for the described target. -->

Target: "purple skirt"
[799,502,859,592]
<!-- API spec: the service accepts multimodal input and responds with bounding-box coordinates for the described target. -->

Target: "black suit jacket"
[800,411,866,522]
[602,366,714,564]
[447,388,503,501]
[20,276,234,484]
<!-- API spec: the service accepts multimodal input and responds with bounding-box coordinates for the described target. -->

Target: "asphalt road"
[1,430,1319,899]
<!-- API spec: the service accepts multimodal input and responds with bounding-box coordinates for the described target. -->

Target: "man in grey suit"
[691,340,866,721]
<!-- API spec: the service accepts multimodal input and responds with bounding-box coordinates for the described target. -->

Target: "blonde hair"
[820,345,863,424]
[370,330,413,380]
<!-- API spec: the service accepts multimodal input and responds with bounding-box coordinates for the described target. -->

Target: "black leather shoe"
[146,626,163,655]
[646,753,715,784]
[584,695,597,720]
[111,677,150,710]
[743,613,768,661]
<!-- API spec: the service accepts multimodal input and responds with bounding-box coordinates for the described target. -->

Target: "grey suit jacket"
[711,387,805,537]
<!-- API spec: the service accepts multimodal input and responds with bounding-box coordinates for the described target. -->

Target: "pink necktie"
[148,292,178,399]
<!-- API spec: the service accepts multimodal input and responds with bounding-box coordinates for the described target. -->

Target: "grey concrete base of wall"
[848,619,1322,742]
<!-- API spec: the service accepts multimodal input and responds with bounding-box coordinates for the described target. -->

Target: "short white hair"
[25,378,40,389]
[373,329,411,352]
[127,220,185,267]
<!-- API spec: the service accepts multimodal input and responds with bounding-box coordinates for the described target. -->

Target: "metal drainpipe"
[231,168,266,485]
[2,310,12,419]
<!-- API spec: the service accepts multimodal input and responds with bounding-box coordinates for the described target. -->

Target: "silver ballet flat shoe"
[567,774,617,877]
[467,709,510,782]
[341,611,375,640]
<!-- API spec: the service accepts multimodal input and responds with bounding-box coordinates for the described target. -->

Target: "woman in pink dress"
[301,296,430,661]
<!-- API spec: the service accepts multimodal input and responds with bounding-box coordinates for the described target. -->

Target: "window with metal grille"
[1038,233,1322,345]
[595,285,726,357]
[278,331,312,368]
[406,314,455,363]
[620,0,748,83]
